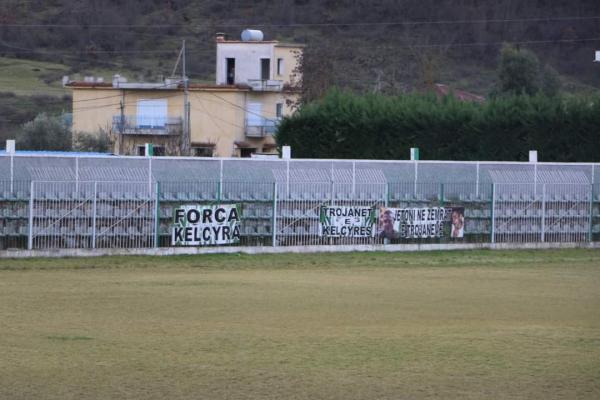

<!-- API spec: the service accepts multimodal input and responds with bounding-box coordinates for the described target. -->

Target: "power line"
[3,15,600,28]
[3,36,599,58]
[205,92,279,123]
[381,37,600,49]
[190,102,244,131]
[71,92,182,113]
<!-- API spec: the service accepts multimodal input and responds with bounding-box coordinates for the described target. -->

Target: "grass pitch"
[0,249,599,399]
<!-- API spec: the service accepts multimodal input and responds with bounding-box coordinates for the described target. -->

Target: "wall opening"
[226,58,235,84]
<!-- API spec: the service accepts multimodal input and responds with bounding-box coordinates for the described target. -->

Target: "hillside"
[1,0,599,141]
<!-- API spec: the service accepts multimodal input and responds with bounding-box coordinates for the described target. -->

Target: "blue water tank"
[241,29,264,42]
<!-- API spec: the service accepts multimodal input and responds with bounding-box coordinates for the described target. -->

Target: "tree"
[72,128,112,153]
[496,44,561,97]
[17,113,71,151]
[497,44,541,96]
[540,64,561,97]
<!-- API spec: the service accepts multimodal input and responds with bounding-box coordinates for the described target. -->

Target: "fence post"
[286,159,290,199]
[271,182,277,247]
[490,183,495,243]
[27,181,34,250]
[10,153,14,194]
[219,159,224,200]
[588,184,594,242]
[440,183,445,205]
[414,161,418,198]
[384,183,390,245]
[92,181,97,249]
[475,162,479,198]
[385,183,389,207]
[154,182,160,248]
[352,161,356,198]
[148,157,153,194]
[75,156,79,194]
[534,162,538,196]
[330,180,335,206]
[541,184,546,242]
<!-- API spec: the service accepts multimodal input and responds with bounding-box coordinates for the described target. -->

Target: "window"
[276,103,283,118]
[136,144,163,156]
[240,148,256,158]
[226,58,235,84]
[246,103,263,126]
[192,147,214,157]
[261,59,270,80]
[277,58,284,75]
[136,99,167,128]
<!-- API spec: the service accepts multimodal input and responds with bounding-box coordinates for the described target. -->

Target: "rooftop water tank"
[241,29,264,42]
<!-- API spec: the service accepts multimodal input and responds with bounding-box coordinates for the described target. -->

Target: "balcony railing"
[112,116,182,135]
[245,118,280,138]
[247,79,284,91]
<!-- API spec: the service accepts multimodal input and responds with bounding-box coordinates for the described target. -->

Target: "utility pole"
[181,39,191,156]
[119,94,125,155]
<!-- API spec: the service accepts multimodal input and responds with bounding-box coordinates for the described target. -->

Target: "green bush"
[276,89,600,162]
[72,129,112,153]
[17,113,72,151]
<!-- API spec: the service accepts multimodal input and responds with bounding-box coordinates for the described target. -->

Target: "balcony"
[112,116,182,135]
[247,79,284,91]
[245,118,280,138]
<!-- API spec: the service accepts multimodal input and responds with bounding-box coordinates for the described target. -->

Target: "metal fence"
[2,154,599,194]
[28,181,157,250]
[1,176,599,251]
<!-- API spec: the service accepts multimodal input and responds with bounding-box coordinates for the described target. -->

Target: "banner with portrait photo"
[376,206,465,239]
[319,206,376,237]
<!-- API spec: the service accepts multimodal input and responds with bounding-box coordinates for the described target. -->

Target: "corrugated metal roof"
[29,167,76,181]
[489,169,589,184]
[79,167,148,181]
[278,168,387,183]
[0,150,111,156]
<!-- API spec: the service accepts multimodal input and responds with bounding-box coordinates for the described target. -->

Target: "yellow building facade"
[69,31,302,157]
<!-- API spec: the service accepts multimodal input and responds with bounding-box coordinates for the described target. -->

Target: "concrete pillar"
[529,150,538,163]
[6,139,15,154]
[410,147,419,161]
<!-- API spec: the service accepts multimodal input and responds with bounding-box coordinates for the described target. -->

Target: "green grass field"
[0,249,599,399]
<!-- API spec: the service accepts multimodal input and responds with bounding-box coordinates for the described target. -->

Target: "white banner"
[172,204,241,246]
[376,207,464,239]
[319,206,376,237]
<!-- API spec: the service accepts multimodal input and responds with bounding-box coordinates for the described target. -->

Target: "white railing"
[112,115,182,135]
[246,79,284,91]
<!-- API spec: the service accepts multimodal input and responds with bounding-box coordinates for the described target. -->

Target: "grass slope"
[0,249,599,399]
[0,57,69,96]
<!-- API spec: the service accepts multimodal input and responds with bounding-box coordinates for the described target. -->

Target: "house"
[67,30,303,157]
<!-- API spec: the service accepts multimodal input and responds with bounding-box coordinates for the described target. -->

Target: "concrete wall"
[216,42,302,86]
[71,86,297,157]
[216,42,274,84]
[274,45,302,86]
[72,88,121,134]
[2,241,598,259]
[189,90,245,156]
